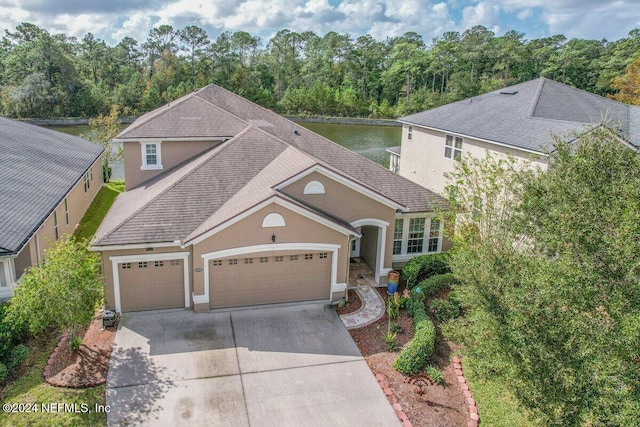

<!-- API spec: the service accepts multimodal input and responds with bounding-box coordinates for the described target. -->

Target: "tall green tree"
[446,129,640,426]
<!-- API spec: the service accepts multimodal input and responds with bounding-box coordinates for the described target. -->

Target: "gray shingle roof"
[96,84,448,247]
[0,117,104,255]
[399,78,640,153]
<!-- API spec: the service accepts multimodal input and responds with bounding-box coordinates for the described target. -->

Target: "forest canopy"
[1,23,639,119]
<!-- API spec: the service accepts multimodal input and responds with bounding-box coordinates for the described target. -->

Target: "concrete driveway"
[106,303,399,426]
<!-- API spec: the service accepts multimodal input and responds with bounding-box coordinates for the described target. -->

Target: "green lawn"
[74,180,125,241]
[0,336,107,427]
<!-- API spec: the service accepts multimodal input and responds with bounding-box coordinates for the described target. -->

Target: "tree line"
[1,22,639,119]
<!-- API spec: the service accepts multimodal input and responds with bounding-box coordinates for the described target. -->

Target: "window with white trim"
[407,125,413,140]
[138,262,148,268]
[290,255,298,261]
[445,135,463,160]
[319,253,328,259]
[304,253,313,260]
[0,261,7,288]
[154,261,164,267]
[407,218,425,254]
[141,142,163,170]
[428,219,441,252]
[244,258,253,264]
[53,211,59,240]
[275,256,284,262]
[228,259,238,265]
[393,216,443,259]
[259,257,269,263]
[121,263,131,269]
[64,199,69,225]
[171,259,181,266]
[83,171,90,192]
[393,218,403,255]
[212,260,222,266]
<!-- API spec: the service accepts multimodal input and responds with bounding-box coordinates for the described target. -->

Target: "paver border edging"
[43,332,106,389]
[453,356,480,427]
[375,373,413,427]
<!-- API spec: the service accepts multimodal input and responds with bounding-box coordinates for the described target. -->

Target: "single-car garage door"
[118,259,185,311]
[209,251,331,308]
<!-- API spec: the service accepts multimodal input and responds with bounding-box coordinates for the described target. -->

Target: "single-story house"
[0,117,104,298]
[91,84,450,313]
[388,77,640,195]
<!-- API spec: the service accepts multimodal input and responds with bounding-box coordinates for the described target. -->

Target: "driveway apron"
[106,303,399,426]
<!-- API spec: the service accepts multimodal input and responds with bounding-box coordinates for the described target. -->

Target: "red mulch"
[334,289,362,315]
[343,287,469,427]
[44,313,116,388]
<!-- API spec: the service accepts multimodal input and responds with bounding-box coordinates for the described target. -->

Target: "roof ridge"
[528,77,546,118]
[116,90,199,139]
[94,128,258,245]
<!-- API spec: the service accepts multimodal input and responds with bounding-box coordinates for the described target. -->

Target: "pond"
[53,121,401,180]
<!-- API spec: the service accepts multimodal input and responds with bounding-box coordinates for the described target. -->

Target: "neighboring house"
[0,118,104,298]
[91,84,450,313]
[388,77,640,195]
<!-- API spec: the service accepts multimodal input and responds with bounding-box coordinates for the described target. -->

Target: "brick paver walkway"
[339,259,386,329]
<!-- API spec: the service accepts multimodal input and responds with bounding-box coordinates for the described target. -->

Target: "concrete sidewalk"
[106,303,399,426]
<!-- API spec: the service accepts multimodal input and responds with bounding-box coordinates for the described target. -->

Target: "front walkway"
[339,259,386,330]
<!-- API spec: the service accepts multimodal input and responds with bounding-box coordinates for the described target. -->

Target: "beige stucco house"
[91,84,450,313]
[0,117,104,298]
[389,77,640,195]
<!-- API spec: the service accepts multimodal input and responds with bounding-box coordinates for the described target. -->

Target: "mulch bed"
[44,313,116,388]
[343,287,469,427]
[334,288,362,315]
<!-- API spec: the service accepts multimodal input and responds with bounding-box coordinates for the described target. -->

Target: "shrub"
[6,344,29,372]
[426,365,444,385]
[401,253,452,288]
[406,286,426,317]
[429,298,461,323]
[0,362,7,381]
[394,303,436,375]
[70,335,83,351]
[0,302,27,362]
[417,273,460,299]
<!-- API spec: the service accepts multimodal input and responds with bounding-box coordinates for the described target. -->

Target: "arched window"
[262,212,286,227]
[303,180,325,195]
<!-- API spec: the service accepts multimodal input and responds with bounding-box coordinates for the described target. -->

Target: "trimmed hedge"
[417,273,460,299]
[401,253,452,288]
[394,302,436,375]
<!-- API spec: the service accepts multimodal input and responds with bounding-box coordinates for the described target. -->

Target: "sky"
[1,0,639,46]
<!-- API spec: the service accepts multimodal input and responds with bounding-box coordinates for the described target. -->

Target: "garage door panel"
[119,260,185,312]
[209,251,332,309]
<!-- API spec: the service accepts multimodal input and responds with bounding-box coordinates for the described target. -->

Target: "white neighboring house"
[0,118,104,298]
[388,77,640,195]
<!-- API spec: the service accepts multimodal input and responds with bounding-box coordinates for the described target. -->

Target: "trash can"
[387,270,400,295]
[102,310,118,328]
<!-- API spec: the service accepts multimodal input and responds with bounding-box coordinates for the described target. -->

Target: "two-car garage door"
[208,251,332,309]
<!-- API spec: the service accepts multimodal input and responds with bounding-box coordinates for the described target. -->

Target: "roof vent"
[499,90,519,95]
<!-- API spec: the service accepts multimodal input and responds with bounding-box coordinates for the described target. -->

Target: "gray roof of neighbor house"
[94,84,448,246]
[399,77,640,153]
[0,117,104,256]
